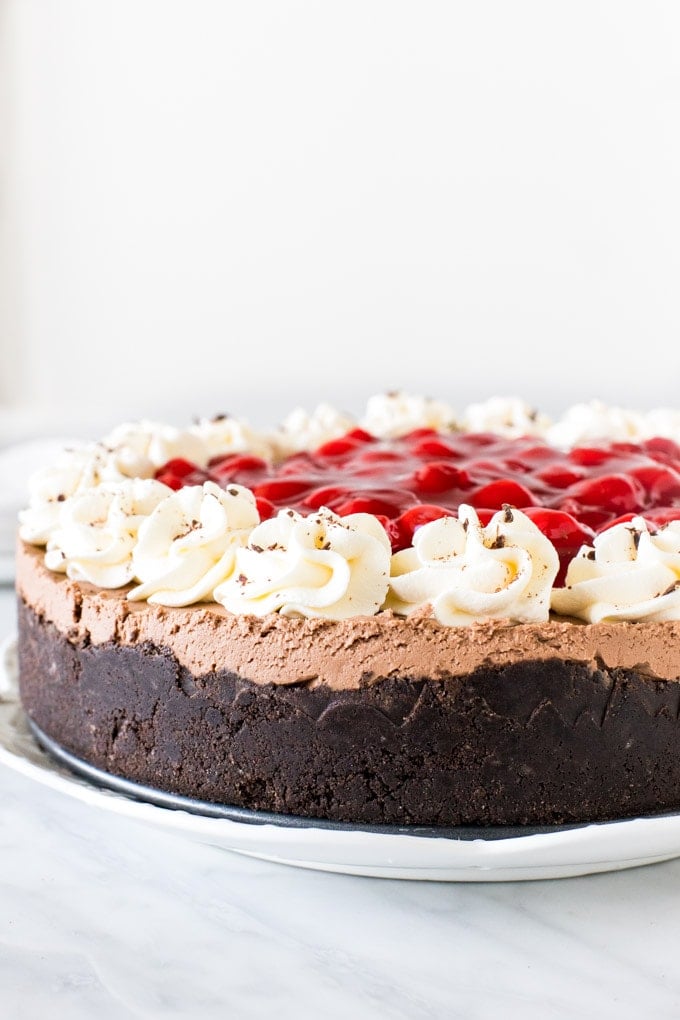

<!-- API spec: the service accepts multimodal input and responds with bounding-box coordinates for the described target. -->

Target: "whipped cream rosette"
[551,517,680,623]
[103,420,210,476]
[43,479,171,587]
[272,404,357,458]
[189,415,273,462]
[128,482,259,607]
[546,401,646,450]
[388,505,559,626]
[642,408,680,443]
[18,444,132,545]
[461,397,551,438]
[361,392,458,439]
[214,507,391,619]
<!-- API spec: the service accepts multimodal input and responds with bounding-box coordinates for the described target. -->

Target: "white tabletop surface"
[2,584,680,1019]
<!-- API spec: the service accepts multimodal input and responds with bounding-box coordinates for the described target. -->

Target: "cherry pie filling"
[155,430,680,587]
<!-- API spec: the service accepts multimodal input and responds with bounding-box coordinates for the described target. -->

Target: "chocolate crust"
[17,597,680,826]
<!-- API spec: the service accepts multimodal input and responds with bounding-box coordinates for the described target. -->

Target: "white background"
[1,1,680,437]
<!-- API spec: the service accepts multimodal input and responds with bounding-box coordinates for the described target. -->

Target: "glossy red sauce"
[156,429,680,585]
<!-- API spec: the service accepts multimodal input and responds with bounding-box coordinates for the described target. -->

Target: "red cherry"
[470,508,496,526]
[457,432,499,448]
[522,507,595,585]
[627,465,680,504]
[315,437,362,459]
[411,462,471,495]
[502,459,533,475]
[374,514,409,552]
[343,427,376,444]
[303,485,351,511]
[397,504,455,544]
[511,444,555,463]
[351,448,404,467]
[156,471,201,491]
[275,452,318,476]
[567,474,645,514]
[463,458,501,476]
[568,447,615,468]
[596,514,637,534]
[522,507,595,544]
[210,454,269,478]
[154,473,181,490]
[253,478,313,503]
[643,437,680,467]
[609,442,643,456]
[255,496,276,520]
[156,457,200,478]
[648,508,680,527]
[401,428,438,441]
[559,501,613,531]
[409,437,461,460]
[400,504,454,528]
[536,462,587,489]
[155,458,208,490]
[469,479,537,510]
[335,495,406,518]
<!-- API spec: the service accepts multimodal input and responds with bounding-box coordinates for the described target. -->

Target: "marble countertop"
[3,586,680,1019]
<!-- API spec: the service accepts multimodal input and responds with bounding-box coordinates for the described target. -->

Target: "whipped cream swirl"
[44,479,171,587]
[551,518,680,622]
[19,444,130,545]
[102,420,210,475]
[190,415,273,462]
[461,397,551,438]
[388,505,559,626]
[128,482,259,607]
[361,392,458,439]
[214,508,391,619]
[272,403,357,457]
[642,408,680,443]
[546,401,646,450]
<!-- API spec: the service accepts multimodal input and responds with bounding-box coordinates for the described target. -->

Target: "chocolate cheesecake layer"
[15,541,680,690]
[18,597,680,826]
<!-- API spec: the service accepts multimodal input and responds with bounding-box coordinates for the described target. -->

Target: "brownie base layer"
[17,597,680,826]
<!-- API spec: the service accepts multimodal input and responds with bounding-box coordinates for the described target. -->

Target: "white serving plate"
[2,634,680,881]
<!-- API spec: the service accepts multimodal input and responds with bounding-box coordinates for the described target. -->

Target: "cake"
[15,395,680,826]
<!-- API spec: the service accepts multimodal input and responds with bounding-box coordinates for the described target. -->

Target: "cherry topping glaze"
[156,430,680,578]
[155,458,210,491]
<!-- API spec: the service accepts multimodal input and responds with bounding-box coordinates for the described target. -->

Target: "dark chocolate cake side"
[17,597,680,827]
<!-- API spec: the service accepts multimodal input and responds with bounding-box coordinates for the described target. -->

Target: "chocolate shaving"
[175,519,201,540]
